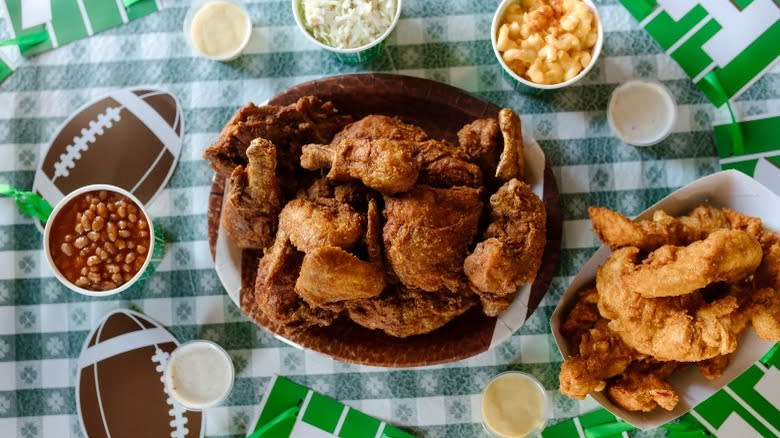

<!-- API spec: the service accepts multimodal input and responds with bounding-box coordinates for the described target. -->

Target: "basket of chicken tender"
[204,74,562,367]
[551,170,780,428]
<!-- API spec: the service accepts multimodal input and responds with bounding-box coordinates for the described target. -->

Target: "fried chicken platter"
[204,75,558,366]
[551,171,780,426]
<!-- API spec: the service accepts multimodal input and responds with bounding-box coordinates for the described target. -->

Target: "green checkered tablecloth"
[0,0,777,437]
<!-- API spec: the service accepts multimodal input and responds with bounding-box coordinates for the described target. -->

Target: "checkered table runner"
[0,0,777,437]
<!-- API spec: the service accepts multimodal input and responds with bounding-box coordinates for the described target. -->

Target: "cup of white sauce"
[480,371,548,438]
[184,0,253,61]
[607,80,677,147]
[164,340,235,410]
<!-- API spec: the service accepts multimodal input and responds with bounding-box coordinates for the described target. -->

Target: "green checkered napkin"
[2,0,160,57]
[250,376,416,438]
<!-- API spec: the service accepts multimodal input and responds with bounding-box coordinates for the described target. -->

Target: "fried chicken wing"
[220,138,283,249]
[295,246,385,307]
[346,287,477,338]
[278,199,365,253]
[495,108,525,181]
[383,185,482,293]
[620,229,762,298]
[255,231,339,331]
[464,179,546,315]
[204,96,352,179]
[607,360,681,412]
[457,117,500,175]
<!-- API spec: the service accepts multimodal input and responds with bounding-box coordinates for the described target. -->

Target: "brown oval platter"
[207,73,562,367]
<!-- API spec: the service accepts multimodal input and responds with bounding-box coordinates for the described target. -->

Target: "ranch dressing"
[166,340,234,410]
[481,372,547,438]
[189,1,251,60]
[608,80,677,146]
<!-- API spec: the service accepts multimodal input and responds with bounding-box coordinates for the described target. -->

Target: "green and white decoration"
[619,0,780,107]
[1,0,161,57]
[250,376,416,438]
[715,113,780,177]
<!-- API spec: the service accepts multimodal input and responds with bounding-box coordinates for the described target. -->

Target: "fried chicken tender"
[278,199,365,253]
[559,320,643,399]
[620,229,762,297]
[607,360,681,412]
[464,179,546,315]
[255,231,339,331]
[220,138,283,249]
[495,108,525,181]
[697,354,730,380]
[295,246,385,307]
[560,287,601,344]
[588,205,731,251]
[597,246,748,362]
[383,185,482,293]
[346,287,477,338]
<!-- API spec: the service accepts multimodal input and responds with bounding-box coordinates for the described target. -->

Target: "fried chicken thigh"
[278,199,365,253]
[457,118,500,175]
[464,179,546,315]
[295,246,385,307]
[220,138,283,249]
[383,185,482,293]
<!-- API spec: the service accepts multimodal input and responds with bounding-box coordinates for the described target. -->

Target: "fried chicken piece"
[346,287,478,338]
[597,246,750,361]
[254,231,339,331]
[302,115,482,192]
[415,140,483,188]
[204,96,352,179]
[559,320,643,399]
[607,360,681,412]
[620,230,762,298]
[560,287,601,344]
[301,138,420,194]
[697,354,730,380]
[220,138,283,249]
[457,118,500,175]
[383,185,482,293]
[495,108,525,181]
[589,205,732,251]
[295,246,385,307]
[278,199,365,253]
[364,198,383,264]
[464,179,546,315]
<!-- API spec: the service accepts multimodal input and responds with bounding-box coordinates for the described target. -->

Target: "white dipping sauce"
[608,80,677,146]
[189,1,251,60]
[481,372,547,438]
[166,341,234,409]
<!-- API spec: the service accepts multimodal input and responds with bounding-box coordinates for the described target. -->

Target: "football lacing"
[151,346,190,438]
[52,106,122,181]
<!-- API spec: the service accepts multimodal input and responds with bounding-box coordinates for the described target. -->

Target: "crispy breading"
[295,246,385,307]
[607,360,681,412]
[495,108,525,181]
[278,199,365,253]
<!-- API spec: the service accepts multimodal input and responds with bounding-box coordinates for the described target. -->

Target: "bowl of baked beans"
[43,184,155,296]
[491,0,603,93]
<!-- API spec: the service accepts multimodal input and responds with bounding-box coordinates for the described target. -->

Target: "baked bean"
[48,190,152,292]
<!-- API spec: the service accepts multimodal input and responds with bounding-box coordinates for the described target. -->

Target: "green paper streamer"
[0,184,53,221]
[246,405,301,438]
[702,72,745,157]
[0,30,49,48]
[122,0,145,7]
[584,420,636,438]
[760,343,779,366]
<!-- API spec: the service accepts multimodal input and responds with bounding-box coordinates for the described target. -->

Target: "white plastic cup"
[480,371,549,438]
[607,80,677,146]
[43,184,155,298]
[491,0,603,94]
[164,340,235,411]
[292,0,402,64]
[184,0,253,62]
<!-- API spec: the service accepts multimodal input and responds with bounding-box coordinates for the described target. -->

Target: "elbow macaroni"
[496,0,598,85]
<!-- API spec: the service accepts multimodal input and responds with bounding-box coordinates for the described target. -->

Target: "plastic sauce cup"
[480,371,549,438]
[607,80,677,146]
[164,340,235,411]
[184,0,253,62]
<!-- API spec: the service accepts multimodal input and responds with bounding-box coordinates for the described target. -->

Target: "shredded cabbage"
[301,0,396,49]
